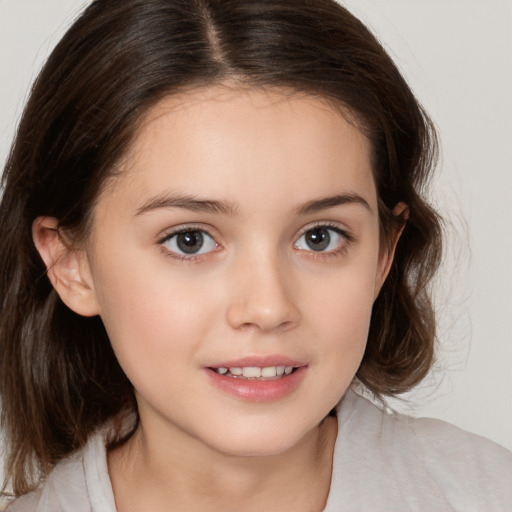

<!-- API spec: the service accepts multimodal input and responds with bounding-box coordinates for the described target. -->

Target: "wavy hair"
[0,0,442,495]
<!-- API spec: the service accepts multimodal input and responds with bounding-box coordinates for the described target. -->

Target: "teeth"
[261,366,277,378]
[216,366,296,379]
[242,367,261,378]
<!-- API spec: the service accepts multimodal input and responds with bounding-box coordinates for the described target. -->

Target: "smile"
[205,360,307,402]
[212,366,295,379]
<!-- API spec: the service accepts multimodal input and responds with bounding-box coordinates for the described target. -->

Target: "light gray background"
[1,0,511,454]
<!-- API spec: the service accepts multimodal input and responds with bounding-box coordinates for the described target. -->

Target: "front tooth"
[230,367,243,376]
[261,366,277,378]
[242,367,262,378]
[284,366,293,375]
[276,366,285,376]
[217,367,228,375]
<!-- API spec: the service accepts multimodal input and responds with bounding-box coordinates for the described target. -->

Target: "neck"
[108,413,337,512]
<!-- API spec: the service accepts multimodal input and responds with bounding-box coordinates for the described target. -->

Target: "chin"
[201,417,320,459]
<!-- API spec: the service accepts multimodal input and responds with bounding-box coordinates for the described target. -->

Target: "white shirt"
[7,390,512,511]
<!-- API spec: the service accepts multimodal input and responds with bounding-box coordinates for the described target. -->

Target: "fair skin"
[33,86,403,511]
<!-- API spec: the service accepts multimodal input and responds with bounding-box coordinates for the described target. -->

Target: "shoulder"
[5,450,91,512]
[398,408,511,504]
[5,428,116,512]
[327,390,512,511]
[3,489,43,512]
[405,413,512,477]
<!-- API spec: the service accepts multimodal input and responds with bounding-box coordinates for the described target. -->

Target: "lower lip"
[204,367,307,402]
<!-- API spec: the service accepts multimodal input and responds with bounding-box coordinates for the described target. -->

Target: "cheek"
[305,254,379,333]
[302,259,378,378]
[91,253,220,384]
[279,275,375,419]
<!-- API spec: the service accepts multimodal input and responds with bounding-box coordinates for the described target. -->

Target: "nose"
[226,254,300,333]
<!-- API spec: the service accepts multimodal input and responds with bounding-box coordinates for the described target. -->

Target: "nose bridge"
[226,244,300,332]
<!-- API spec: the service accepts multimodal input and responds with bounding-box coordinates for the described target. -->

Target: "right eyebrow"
[295,193,372,215]
[134,193,239,217]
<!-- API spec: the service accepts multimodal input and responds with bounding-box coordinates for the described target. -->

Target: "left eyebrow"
[134,193,239,217]
[296,193,372,215]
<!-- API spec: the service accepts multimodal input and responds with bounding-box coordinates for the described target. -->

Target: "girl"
[0,1,510,510]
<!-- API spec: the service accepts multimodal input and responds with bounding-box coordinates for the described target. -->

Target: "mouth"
[205,361,307,401]
[208,365,298,380]
[204,356,307,401]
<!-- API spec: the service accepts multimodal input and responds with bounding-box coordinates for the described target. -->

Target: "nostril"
[277,320,296,332]
[234,318,297,333]
[237,322,260,333]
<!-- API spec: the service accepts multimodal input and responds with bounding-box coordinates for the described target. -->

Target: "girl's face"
[79,87,395,457]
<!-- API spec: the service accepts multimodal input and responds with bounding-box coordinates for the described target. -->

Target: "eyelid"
[157,224,217,244]
[296,221,354,241]
[293,221,355,256]
[157,224,222,261]
[156,221,354,262]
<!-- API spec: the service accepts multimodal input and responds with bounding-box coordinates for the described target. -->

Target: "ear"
[32,216,100,317]
[374,202,408,299]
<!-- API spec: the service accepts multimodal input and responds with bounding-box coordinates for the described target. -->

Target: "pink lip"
[203,355,308,402]
[207,355,306,369]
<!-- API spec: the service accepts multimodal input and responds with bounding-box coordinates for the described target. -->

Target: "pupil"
[306,228,330,251]
[177,231,204,254]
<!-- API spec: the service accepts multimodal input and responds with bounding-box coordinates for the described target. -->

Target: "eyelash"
[157,222,354,263]
[293,222,354,261]
[158,225,220,263]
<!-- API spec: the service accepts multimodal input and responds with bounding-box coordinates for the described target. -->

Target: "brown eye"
[294,226,346,253]
[161,229,217,256]
[176,231,204,254]
[304,228,331,251]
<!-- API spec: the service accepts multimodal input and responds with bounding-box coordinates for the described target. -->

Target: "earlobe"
[32,217,100,317]
[374,202,408,299]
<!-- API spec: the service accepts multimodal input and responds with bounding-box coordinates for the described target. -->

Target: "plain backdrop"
[0,0,511,460]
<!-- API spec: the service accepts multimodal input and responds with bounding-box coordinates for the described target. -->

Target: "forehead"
[104,86,377,216]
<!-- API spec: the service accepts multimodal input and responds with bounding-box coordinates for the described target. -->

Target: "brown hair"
[0,0,442,496]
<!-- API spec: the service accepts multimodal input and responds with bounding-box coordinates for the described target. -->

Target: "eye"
[294,226,347,253]
[160,229,218,256]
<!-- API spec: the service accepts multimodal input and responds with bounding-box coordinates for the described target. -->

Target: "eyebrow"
[134,194,239,217]
[296,193,372,215]
[134,191,371,217]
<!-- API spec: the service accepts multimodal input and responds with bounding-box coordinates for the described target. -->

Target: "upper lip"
[207,355,307,369]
